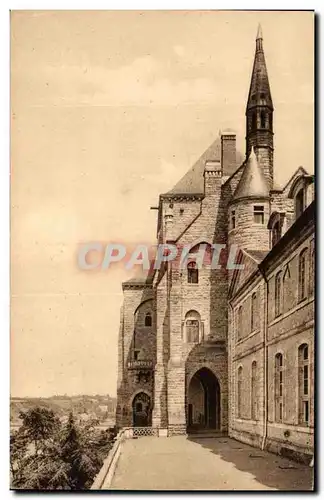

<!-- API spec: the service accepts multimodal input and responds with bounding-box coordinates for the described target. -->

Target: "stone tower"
[228,147,270,251]
[245,24,274,189]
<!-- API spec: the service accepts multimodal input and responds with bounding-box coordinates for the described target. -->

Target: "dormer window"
[272,220,281,247]
[253,205,264,224]
[295,188,304,220]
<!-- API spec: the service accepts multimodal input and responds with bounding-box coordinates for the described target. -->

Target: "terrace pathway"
[102,436,313,491]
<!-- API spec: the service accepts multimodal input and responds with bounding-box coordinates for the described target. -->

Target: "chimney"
[221,131,236,177]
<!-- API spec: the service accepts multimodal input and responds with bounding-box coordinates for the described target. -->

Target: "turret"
[228,147,270,251]
[246,24,274,189]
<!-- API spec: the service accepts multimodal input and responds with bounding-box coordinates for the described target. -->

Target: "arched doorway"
[132,392,152,427]
[187,368,220,432]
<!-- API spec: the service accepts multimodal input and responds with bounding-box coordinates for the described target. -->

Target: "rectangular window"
[298,344,310,425]
[275,353,284,422]
[253,205,264,224]
[304,401,309,424]
[279,402,283,421]
[303,365,309,395]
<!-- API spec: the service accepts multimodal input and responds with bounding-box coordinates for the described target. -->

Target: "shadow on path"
[187,436,313,491]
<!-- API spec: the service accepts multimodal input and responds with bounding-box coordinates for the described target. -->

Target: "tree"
[59,412,101,490]
[10,407,114,490]
[19,406,60,454]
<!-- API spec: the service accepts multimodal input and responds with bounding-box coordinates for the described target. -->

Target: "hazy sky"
[11,10,314,397]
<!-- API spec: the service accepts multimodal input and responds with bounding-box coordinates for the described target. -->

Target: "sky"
[10,10,314,397]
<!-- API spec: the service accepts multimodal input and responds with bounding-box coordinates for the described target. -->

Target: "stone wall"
[228,215,314,460]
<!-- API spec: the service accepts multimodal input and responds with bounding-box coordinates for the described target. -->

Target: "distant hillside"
[10,394,116,428]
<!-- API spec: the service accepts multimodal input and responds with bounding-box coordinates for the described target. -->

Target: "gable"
[282,166,309,196]
[229,250,262,299]
[165,137,243,196]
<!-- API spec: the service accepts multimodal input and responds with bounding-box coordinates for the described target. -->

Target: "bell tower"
[246,24,274,189]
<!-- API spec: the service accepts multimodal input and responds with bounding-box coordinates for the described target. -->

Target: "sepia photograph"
[10,9,315,491]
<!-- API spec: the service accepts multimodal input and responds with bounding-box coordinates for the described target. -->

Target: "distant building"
[116,26,314,462]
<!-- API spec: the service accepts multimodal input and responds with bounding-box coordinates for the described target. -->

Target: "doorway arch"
[132,392,152,427]
[187,367,220,432]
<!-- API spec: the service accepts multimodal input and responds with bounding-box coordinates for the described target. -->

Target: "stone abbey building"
[116,26,315,461]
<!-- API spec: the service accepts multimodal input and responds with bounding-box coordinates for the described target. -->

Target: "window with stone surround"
[275,271,282,317]
[145,312,152,327]
[237,366,243,418]
[275,353,284,422]
[187,261,199,284]
[260,110,266,129]
[298,344,310,425]
[309,241,315,296]
[295,188,305,220]
[251,293,257,332]
[237,306,243,341]
[272,220,281,247]
[251,361,258,420]
[253,205,264,224]
[298,248,308,302]
[185,310,200,343]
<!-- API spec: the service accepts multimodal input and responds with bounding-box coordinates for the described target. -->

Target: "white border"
[3,3,321,499]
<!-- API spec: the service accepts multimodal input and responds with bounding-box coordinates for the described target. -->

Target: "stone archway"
[187,367,221,432]
[132,392,152,427]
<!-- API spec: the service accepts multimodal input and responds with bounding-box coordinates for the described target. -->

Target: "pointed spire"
[232,147,269,201]
[256,23,263,40]
[246,25,273,112]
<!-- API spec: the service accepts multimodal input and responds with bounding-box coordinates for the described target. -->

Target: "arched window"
[237,366,243,418]
[269,113,273,130]
[272,220,281,248]
[295,188,304,220]
[251,293,257,332]
[251,361,258,420]
[309,245,315,296]
[187,261,198,284]
[237,306,243,341]
[260,110,266,129]
[298,344,310,425]
[145,312,152,327]
[252,112,257,130]
[275,353,283,422]
[298,249,307,302]
[275,271,282,317]
[185,310,200,343]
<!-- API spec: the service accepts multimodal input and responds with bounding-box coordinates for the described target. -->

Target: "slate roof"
[246,24,273,111]
[164,136,243,196]
[232,147,269,201]
[244,249,269,263]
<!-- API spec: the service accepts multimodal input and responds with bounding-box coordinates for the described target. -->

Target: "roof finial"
[256,23,263,40]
